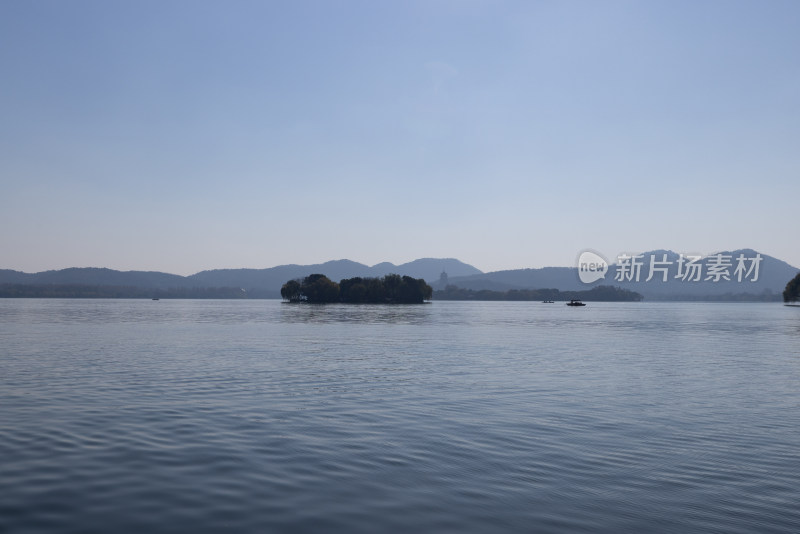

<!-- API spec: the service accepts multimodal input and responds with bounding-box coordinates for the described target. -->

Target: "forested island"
[434,284,643,302]
[281,274,433,304]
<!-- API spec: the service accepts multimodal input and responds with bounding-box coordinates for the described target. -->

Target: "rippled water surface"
[2,300,799,533]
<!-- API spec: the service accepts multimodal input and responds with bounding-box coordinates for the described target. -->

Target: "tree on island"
[280,279,302,302]
[281,274,340,303]
[784,272,800,302]
[281,274,432,304]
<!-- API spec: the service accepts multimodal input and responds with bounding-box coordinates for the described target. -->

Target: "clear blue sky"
[2,0,798,275]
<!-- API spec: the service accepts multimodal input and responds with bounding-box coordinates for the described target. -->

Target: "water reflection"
[278,302,433,325]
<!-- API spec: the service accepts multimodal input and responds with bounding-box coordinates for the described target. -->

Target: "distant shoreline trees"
[433,284,643,302]
[0,284,248,299]
[281,274,433,304]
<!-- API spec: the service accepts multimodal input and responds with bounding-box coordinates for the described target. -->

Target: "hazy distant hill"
[438,249,797,301]
[0,258,481,298]
[433,267,579,292]
[0,267,190,289]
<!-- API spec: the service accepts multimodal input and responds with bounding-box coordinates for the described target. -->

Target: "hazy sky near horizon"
[2,1,799,275]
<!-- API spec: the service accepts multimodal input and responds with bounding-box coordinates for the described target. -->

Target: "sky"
[1,0,799,275]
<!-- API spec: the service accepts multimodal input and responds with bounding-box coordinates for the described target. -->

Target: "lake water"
[1,299,799,533]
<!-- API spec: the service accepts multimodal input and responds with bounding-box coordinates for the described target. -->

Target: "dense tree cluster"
[433,284,643,302]
[340,274,432,303]
[784,272,800,302]
[281,274,432,304]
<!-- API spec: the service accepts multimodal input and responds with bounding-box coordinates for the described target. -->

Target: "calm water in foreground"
[1,299,799,533]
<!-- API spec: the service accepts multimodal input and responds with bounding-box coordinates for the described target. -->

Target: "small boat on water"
[542,300,554,303]
[566,299,586,307]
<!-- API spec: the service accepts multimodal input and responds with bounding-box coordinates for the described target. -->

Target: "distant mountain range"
[1,250,796,300]
[434,249,797,301]
[0,258,479,299]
